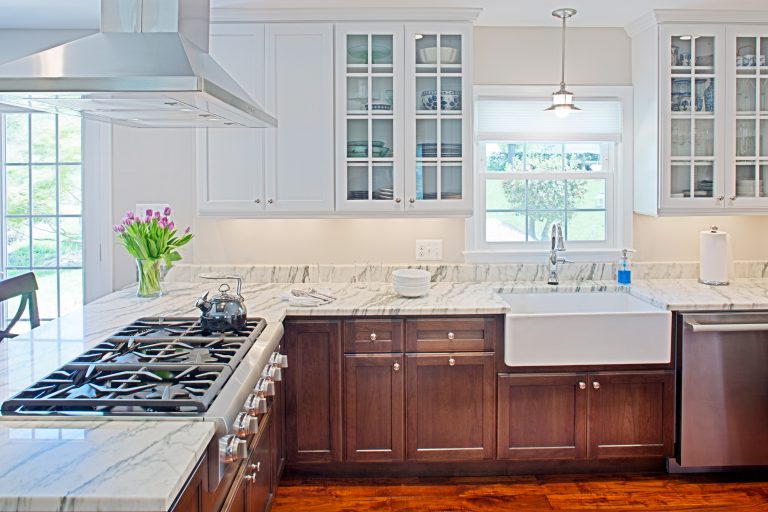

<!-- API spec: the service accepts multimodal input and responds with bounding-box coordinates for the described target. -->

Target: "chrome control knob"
[244,393,268,416]
[270,352,288,369]
[233,411,259,438]
[255,377,275,397]
[219,435,248,464]
[262,364,282,382]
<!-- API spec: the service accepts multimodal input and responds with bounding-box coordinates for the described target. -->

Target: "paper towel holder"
[698,225,730,286]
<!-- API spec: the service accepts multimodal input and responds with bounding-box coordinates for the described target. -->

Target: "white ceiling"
[0,0,765,28]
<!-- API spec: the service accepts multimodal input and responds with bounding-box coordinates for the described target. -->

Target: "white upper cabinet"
[335,22,473,216]
[198,23,335,216]
[197,23,267,215]
[631,13,768,215]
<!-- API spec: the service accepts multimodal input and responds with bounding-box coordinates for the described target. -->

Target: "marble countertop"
[0,420,214,512]
[3,276,768,511]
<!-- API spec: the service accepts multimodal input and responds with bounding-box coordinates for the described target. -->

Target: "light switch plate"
[416,239,443,261]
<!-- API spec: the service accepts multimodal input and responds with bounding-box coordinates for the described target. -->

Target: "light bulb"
[554,107,570,118]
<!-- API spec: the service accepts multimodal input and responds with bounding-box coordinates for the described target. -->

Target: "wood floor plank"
[271,472,768,512]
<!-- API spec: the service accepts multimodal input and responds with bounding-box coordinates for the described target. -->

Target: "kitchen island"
[2,277,768,510]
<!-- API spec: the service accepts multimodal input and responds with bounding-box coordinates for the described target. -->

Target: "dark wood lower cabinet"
[497,373,587,460]
[588,371,675,459]
[498,371,675,461]
[285,320,342,463]
[406,353,496,461]
[344,354,405,462]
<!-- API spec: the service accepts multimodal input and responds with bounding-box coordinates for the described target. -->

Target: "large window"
[469,87,632,259]
[1,113,84,331]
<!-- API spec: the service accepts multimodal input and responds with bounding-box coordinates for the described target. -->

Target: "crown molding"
[210,7,482,24]
[626,9,768,37]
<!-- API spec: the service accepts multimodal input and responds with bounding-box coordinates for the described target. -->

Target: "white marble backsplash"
[165,260,768,284]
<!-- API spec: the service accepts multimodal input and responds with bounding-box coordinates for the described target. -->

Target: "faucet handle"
[557,257,573,264]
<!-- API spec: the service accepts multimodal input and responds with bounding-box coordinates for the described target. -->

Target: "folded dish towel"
[280,288,337,307]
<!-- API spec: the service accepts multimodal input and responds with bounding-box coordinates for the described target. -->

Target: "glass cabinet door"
[338,26,402,211]
[666,30,721,207]
[406,26,470,211]
[730,31,768,206]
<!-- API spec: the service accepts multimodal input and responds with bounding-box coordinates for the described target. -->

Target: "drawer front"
[405,318,494,353]
[344,319,404,353]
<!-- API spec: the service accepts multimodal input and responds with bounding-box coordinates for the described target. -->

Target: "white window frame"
[0,113,113,322]
[465,85,634,263]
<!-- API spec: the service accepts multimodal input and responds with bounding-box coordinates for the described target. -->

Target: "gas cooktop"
[1,316,266,416]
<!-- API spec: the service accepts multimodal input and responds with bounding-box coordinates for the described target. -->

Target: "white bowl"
[394,282,430,297]
[392,269,431,282]
[417,47,459,64]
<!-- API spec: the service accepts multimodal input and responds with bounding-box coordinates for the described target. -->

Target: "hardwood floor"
[271,472,768,511]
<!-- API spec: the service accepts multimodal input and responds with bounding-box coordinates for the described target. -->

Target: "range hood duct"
[0,0,277,128]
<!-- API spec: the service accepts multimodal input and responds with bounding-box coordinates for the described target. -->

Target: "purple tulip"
[161,216,168,224]
[135,217,143,224]
[184,226,190,234]
[112,225,119,232]
[145,209,153,217]
[159,219,168,228]
[126,211,135,220]
[145,216,152,224]
[163,207,172,216]
[154,211,161,219]
[168,221,175,230]
[116,225,125,233]
[123,217,133,226]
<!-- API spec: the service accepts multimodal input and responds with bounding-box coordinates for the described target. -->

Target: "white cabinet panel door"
[264,24,335,213]
[197,24,267,214]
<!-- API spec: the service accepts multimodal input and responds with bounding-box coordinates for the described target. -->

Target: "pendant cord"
[560,13,566,88]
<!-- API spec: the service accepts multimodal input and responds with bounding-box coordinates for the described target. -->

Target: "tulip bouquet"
[114,207,193,297]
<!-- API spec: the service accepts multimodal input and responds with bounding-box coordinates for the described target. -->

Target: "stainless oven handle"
[686,321,768,333]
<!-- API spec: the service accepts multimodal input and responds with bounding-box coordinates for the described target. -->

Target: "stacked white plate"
[392,269,431,297]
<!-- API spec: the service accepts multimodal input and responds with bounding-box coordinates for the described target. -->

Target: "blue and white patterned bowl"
[421,90,462,111]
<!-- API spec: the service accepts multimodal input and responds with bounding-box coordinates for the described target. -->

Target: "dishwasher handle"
[686,320,768,333]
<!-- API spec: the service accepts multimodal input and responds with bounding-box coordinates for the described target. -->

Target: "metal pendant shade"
[546,8,581,117]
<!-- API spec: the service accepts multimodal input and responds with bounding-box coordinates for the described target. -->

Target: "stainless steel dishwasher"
[678,312,768,468]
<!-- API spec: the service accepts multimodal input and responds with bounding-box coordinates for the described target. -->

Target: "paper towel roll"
[699,226,731,285]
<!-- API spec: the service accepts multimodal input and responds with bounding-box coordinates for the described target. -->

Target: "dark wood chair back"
[0,272,41,341]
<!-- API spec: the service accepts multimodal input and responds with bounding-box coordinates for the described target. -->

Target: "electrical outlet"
[416,239,443,261]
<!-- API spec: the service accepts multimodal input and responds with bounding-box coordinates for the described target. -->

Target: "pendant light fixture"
[546,8,581,118]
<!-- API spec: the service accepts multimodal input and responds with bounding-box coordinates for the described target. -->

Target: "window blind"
[477,98,623,141]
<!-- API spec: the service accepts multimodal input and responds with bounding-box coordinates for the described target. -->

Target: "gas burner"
[111,317,266,341]
[2,364,232,414]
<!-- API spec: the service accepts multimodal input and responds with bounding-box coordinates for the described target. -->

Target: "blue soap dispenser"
[618,249,634,286]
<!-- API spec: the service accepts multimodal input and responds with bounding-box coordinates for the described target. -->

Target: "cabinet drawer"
[344,319,404,353]
[405,318,494,352]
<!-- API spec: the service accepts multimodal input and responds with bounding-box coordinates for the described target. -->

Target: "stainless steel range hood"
[0,0,277,128]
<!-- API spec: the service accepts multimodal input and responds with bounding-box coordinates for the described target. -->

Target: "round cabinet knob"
[447,332,455,340]
[255,198,261,204]
[370,332,377,341]
[395,197,402,203]
[592,381,600,390]
[267,198,274,204]
[729,195,736,201]
[409,198,416,204]
[716,195,724,202]
[393,362,400,371]
[578,381,586,390]
[448,357,456,366]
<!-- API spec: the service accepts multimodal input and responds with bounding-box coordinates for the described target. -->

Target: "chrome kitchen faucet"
[547,222,569,285]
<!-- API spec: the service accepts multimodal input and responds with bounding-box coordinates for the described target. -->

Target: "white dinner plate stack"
[392,269,431,297]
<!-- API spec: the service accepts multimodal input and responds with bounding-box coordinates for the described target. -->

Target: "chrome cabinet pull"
[393,362,400,371]
[729,195,736,201]
[448,357,456,366]
[716,195,724,202]
[369,332,377,341]
[409,197,416,203]
[267,198,274,204]
[395,197,402,203]
[592,381,600,390]
[578,381,586,390]
[248,462,261,473]
[255,198,261,204]
[447,331,455,340]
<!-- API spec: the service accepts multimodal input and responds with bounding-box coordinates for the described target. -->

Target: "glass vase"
[136,258,163,298]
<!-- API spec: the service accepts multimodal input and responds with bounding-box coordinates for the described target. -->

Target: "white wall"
[109,25,768,287]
